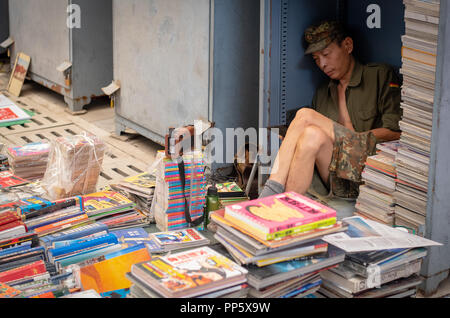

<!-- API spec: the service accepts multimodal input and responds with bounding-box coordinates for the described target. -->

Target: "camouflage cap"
[304,20,346,55]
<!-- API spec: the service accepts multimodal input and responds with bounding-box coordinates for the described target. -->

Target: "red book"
[0,220,26,233]
[0,171,29,189]
[0,260,46,283]
[0,211,21,227]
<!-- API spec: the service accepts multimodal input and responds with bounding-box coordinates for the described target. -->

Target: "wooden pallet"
[97,159,149,190]
[2,123,144,165]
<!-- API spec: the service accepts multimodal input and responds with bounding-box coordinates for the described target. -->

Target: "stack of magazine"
[111,171,156,222]
[209,192,347,298]
[318,216,441,298]
[6,142,51,181]
[355,141,400,226]
[81,191,148,230]
[395,0,440,236]
[126,246,249,298]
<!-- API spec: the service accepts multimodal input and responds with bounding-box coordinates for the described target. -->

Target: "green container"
[204,186,220,228]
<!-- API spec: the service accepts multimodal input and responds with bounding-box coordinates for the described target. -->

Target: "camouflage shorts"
[328,123,377,199]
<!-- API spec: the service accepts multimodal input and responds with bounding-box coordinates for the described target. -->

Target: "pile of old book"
[355,141,400,226]
[80,191,148,230]
[42,132,106,201]
[6,142,51,181]
[209,192,347,298]
[126,246,249,298]
[152,151,207,232]
[317,216,441,298]
[395,0,440,236]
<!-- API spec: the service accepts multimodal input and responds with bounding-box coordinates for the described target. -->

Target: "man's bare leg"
[285,125,334,194]
[269,108,335,187]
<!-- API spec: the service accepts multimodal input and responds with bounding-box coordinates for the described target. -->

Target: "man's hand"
[370,128,401,142]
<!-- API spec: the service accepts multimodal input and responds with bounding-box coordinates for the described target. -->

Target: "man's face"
[312,38,353,81]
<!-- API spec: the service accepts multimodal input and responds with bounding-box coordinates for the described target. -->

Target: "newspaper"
[322,216,442,253]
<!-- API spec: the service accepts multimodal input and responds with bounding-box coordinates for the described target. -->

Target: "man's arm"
[370,127,401,142]
[376,66,403,140]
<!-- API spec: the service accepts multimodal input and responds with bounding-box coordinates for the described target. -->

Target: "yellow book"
[224,212,336,242]
[79,247,151,295]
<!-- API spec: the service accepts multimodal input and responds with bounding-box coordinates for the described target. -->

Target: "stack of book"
[6,142,50,181]
[42,133,106,200]
[111,171,156,222]
[47,233,124,269]
[126,246,249,298]
[355,141,400,226]
[210,192,347,298]
[81,191,136,221]
[396,0,440,236]
[0,228,75,298]
[318,216,441,298]
[153,152,207,231]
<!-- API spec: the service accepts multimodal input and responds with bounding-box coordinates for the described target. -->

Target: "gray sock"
[259,180,286,198]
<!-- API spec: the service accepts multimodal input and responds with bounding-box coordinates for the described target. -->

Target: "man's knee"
[296,125,329,154]
[293,108,318,127]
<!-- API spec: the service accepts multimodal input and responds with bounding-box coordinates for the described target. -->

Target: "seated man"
[260,21,402,199]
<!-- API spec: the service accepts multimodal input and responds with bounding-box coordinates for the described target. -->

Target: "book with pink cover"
[224,192,336,234]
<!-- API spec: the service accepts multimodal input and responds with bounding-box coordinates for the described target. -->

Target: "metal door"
[9,0,71,89]
[113,0,211,141]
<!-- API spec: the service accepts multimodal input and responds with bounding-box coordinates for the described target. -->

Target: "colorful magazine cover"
[152,228,207,246]
[110,227,155,248]
[7,142,51,158]
[0,171,29,189]
[79,246,151,296]
[82,191,135,213]
[0,104,31,124]
[122,173,156,189]
[224,192,336,240]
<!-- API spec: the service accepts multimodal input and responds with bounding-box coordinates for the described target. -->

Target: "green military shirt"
[311,60,402,133]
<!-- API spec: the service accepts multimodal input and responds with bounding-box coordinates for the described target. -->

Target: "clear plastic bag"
[42,132,106,200]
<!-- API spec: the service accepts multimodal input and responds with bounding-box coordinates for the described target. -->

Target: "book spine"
[0,260,46,283]
[17,197,53,215]
[33,214,89,235]
[48,233,119,258]
[0,212,21,226]
[26,210,85,231]
[223,213,336,242]
[267,218,337,241]
[0,220,26,232]
[22,198,81,221]
[0,233,39,250]
[40,222,109,246]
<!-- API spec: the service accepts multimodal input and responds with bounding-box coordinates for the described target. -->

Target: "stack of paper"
[395,0,440,236]
[318,216,441,298]
[355,141,400,226]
